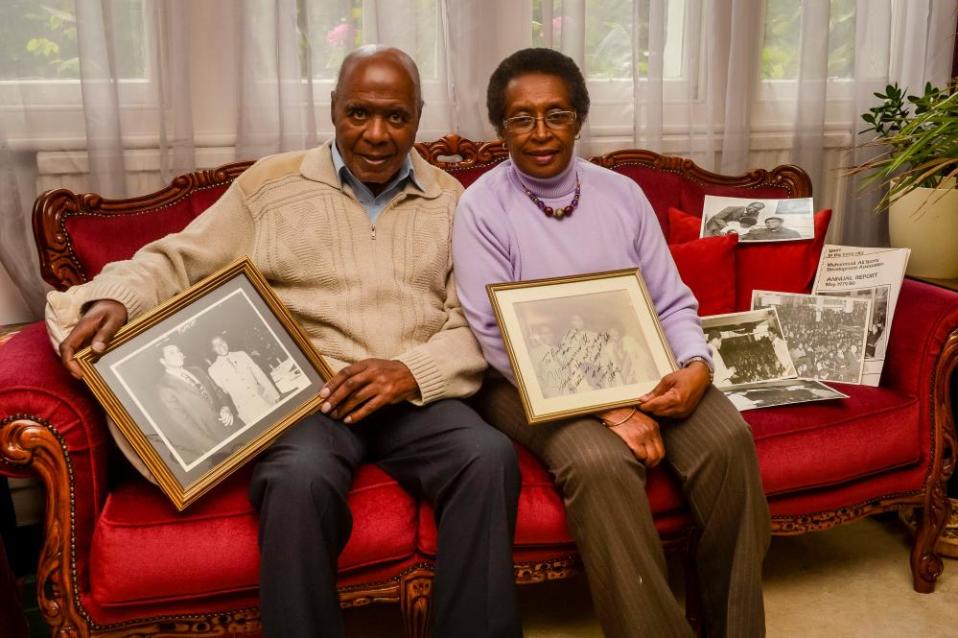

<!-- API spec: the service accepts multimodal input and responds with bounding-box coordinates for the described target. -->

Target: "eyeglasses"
[502,110,577,134]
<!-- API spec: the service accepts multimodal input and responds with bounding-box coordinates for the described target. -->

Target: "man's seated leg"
[249,414,366,638]
[368,400,522,638]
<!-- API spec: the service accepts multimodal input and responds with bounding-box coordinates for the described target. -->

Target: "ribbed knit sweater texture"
[46,142,486,404]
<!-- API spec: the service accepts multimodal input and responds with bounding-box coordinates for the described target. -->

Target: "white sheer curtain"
[236,0,317,159]
[232,0,531,154]
[441,0,533,137]
[0,0,194,318]
[0,0,956,320]
[541,0,764,172]
[0,139,39,320]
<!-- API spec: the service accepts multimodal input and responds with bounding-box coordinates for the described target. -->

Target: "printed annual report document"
[812,244,910,386]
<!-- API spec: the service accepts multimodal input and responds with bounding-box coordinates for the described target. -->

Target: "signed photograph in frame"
[487,269,676,424]
[76,258,332,510]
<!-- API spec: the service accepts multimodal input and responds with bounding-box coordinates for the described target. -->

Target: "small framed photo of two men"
[488,269,677,425]
[75,258,333,510]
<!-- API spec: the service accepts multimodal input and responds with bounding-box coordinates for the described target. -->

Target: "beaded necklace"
[519,173,581,220]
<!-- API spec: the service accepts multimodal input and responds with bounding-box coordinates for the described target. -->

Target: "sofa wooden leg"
[400,567,434,638]
[910,484,951,593]
[911,336,958,593]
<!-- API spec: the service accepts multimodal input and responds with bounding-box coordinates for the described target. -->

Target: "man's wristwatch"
[680,356,714,384]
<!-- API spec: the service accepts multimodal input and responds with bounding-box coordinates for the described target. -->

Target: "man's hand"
[599,407,665,467]
[219,406,235,427]
[637,361,710,419]
[319,359,419,424]
[58,299,128,379]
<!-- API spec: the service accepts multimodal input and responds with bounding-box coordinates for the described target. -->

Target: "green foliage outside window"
[532,0,651,79]
[0,0,79,79]
[761,0,855,80]
[0,0,145,81]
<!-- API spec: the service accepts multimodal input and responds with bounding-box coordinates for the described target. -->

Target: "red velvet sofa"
[1,135,955,638]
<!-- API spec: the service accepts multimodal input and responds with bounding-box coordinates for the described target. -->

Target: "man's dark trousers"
[250,399,522,638]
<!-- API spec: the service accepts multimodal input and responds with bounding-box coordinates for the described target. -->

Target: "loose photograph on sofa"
[701,308,797,388]
[751,291,871,384]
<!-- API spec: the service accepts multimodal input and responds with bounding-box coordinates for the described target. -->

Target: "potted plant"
[851,81,958,278]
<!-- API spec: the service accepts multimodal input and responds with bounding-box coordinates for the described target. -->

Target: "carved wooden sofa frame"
[2,134,955,638]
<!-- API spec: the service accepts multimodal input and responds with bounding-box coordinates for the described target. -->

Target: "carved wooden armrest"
[0,322,115,633]
[0,321,111,535]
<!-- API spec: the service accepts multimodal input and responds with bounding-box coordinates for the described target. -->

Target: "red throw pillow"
[667,207,833,311]
[667,234,738,316]
[667,207,705,244]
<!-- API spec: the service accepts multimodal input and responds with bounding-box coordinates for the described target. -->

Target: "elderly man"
[207,335,280,425]
[704,201,764,236]
[156,343,235,465]
[743,215,802,241]
[46,46,521,638]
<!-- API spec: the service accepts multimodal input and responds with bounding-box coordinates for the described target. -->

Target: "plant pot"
[888,185,958,279]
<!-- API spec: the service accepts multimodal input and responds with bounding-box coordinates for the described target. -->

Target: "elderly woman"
[452,48,771,638]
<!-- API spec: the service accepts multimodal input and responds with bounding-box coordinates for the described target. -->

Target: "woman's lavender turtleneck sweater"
[451,156,711,383]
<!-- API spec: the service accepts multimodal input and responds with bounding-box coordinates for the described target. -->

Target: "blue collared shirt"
[331,141,421,225]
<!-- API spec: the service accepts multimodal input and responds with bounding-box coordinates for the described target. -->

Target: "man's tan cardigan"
[46,142,487,405]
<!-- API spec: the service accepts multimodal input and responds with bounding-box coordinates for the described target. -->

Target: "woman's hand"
[599,407,665,467]
[638,361,710,419]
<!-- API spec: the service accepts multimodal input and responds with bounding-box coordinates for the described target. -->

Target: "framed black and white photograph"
[487,269,676,425]
[700,195,815,242]
[76,258,333,510]
[701,308,797,389]
[723,379,848,412]
[751,290,871,384]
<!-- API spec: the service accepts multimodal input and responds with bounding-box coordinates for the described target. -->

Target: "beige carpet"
[343,515,958,637]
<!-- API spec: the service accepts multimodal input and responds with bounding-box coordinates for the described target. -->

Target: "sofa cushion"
[416,443,688,556]
[65,185,230,280]
[668,234,738,315]
[88,463,417,607]
[745,384,921,497]
[667,207,832,310]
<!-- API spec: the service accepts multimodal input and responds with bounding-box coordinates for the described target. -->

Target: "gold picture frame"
[487,268,677,425]
[76,258,333,510]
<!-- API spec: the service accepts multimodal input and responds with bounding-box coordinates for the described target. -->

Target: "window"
[299,0,441,81]
[761,0,856,80]
[532,0,687,80]
[0,0,146,81]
